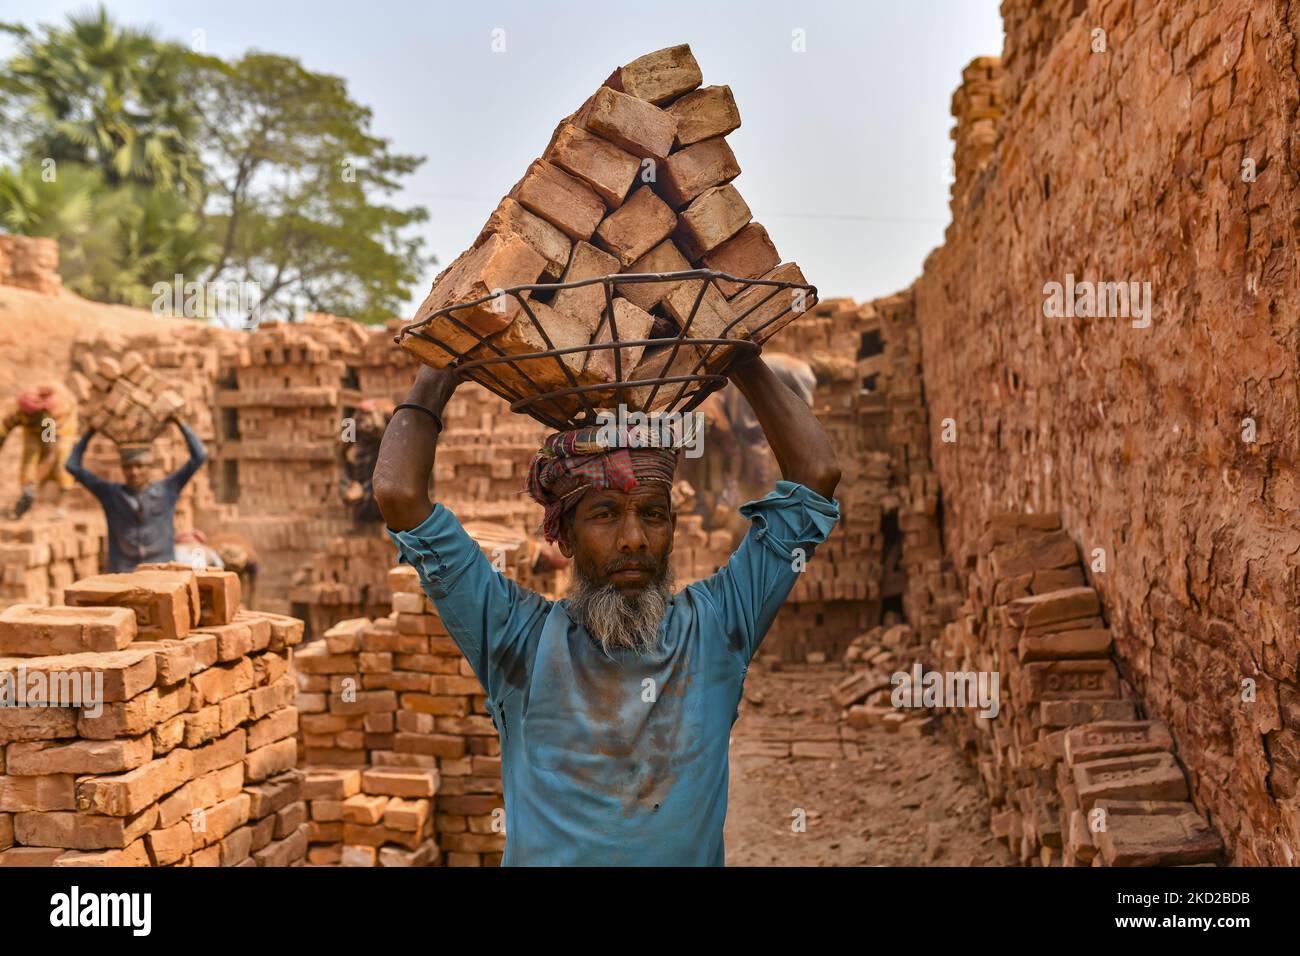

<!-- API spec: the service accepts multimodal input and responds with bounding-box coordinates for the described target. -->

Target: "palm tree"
[6,6,204,197]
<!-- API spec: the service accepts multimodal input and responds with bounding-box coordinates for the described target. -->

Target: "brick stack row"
[294,564,506,866]
[749,298,892,662]
[668,512,732,586]
[211,315,364,611]
[997,1,1077,116]
[302,766,439,866]
[0,562,308,866]
[934,513,1224,866]
[289,536,397,641]
[875,288,947,641]
[354,319,419,403]
[361,319,552,539]
[948,56,1004,214]
[0,515,105,608]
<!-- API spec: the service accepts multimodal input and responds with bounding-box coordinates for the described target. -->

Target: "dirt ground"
[724,660,1013,867]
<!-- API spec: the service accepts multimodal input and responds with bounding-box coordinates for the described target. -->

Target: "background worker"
[65,417,208,572]
[0,382,79,519]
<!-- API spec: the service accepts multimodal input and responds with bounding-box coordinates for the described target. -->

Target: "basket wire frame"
[395,268,816,431]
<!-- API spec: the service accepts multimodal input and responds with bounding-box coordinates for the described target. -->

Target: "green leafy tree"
[0,10,431,323]
[191,53,432,325]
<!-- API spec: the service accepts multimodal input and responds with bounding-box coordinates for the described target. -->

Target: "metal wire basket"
[395,268,816,430]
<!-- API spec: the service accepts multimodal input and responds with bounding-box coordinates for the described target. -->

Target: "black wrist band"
[394,403,444,433]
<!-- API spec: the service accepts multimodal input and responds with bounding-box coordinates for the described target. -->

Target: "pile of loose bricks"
[294,564,505,866]
[934,513,1223,866]
[400,44,815,421]
[0,561,307,866]
[833,620,940,738]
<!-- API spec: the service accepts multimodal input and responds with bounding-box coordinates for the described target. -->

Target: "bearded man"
[373,355,840,866]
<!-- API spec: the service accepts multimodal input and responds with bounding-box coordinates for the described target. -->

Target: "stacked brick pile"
[670,513,731,585]
[770,299,886,606]
[947,56,1004,213]
[746,298,891,662]
[289,536,396,641]
[997,0,1075,114]
[301,766,439,866]
[874,289,946,641]
[355,319,420,403]
[400,44,814,421]
[434,402,547,527]
[70,351,186,445]
[934,513,1223,867]
[910,0,1298,863]
[211,316,364,611]
[0,235,61,296]
[0,514,105,607]
[360,318,552,535]
[0,562,308,866]
[294,565,507,866]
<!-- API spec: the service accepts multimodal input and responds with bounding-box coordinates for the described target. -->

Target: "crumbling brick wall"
[912,0,1300,864]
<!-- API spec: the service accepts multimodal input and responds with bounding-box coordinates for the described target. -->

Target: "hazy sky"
[1,0,1005,311]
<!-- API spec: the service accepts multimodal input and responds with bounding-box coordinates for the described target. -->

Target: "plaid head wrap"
[524,421,688,544]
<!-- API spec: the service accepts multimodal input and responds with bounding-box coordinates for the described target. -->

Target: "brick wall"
[911,0,1300,864]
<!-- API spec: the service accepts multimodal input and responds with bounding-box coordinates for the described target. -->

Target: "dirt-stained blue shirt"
[387,480,840,866]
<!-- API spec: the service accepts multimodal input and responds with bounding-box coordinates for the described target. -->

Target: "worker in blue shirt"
[65,418,208,573]
[374,355,840,866]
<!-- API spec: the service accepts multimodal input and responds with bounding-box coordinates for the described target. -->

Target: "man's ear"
[666,508,677,556]
[557,535,573,559]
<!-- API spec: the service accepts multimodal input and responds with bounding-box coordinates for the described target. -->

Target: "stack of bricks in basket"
[399,44,816,420]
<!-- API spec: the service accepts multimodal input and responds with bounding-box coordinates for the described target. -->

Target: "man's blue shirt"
[387,479,840,866]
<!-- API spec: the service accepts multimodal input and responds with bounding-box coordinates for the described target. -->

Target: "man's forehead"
[578,484,671,507]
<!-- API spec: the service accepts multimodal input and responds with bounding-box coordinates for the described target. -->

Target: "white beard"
[566,561,675,655]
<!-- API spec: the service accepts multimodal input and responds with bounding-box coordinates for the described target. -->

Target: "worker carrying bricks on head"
[374,356,841,866]
[0,382,79,519]
[64,417,208,572]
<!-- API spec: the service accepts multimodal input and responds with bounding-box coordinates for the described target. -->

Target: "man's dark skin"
[373,355,840,589]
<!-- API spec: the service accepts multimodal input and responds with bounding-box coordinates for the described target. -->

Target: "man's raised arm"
[373,365,461,532]
[726,354,841,500]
